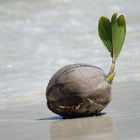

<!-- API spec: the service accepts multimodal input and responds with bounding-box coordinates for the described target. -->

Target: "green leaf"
[98,13,126,61]
[98,16,112,54]
[111,13,118,24]
[111,15,126,60]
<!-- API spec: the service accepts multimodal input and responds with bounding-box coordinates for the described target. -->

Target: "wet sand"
[1,81,140,140]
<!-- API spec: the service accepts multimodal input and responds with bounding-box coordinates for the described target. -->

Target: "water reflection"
[50,117,117,140]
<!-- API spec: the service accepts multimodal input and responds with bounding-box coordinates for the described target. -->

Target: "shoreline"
[0,80,139,108]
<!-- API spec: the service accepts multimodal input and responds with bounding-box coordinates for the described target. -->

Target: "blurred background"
[0,0,140,105]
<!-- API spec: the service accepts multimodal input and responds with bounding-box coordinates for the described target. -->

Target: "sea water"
[0,0,140,105]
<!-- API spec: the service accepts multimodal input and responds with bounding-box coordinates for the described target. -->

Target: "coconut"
[46,64,111,118]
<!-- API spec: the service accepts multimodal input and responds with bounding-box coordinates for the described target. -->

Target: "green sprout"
[98,13,126,83]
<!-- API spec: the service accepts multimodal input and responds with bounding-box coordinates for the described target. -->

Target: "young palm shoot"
[98,13,126,83]
[46,13,126,118]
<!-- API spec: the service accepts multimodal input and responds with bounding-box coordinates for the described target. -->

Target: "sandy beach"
[0,0,140,139]
[1,81,140,140]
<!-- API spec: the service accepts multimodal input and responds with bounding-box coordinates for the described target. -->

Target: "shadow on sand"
[37,116,63,121]
[37,112,107,121]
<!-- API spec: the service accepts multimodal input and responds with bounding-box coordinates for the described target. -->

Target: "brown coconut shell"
[46,64,111,118]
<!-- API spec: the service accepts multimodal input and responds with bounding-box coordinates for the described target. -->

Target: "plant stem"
[106,60,116,84]
[109,61,115,74]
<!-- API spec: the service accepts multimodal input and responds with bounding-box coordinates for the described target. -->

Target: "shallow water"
[0,0,140,105]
